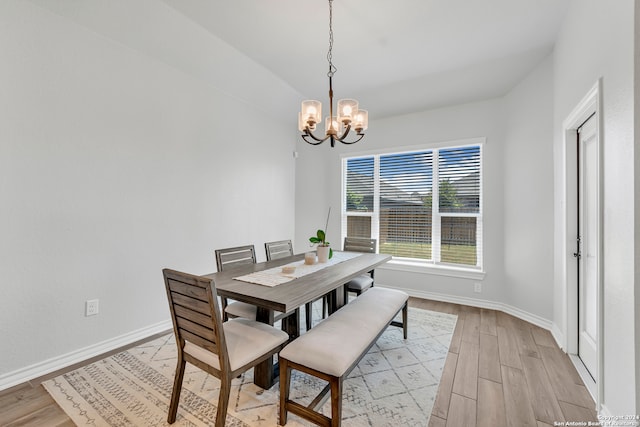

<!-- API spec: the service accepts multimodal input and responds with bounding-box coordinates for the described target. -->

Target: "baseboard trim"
[0,290,563,392]
[550,322,566,351]
[382,285,553,331]
[0,320,172,392]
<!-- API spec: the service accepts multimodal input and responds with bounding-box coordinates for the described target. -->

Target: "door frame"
[560,79,603,409]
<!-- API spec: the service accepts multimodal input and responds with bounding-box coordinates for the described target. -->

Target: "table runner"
[233,251,362,287]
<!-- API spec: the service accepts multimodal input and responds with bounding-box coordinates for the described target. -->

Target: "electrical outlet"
[85,299,99,316]
[474,283,482,293]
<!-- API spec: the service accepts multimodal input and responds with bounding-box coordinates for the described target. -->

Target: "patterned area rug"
[43,306,457,426]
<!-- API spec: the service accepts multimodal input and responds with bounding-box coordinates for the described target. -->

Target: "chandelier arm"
[337,132,365,145]
[302,128,330,144]
[302,135,325,145]
[335,124,365,144]
[336,123,352,141]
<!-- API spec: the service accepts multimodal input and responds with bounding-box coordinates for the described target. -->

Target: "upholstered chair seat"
[184,318,288,371]
[344,274,374,293]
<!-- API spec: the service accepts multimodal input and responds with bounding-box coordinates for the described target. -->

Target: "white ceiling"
[161,0,569,118]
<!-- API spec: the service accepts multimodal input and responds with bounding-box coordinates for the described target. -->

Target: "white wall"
[503,55,555,320]
[0,0,300,386]
[293,137,333,253]
[553,0,636,415]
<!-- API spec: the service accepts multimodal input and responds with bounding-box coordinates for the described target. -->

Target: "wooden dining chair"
[163,268,289,427]
[215,245,300,337]
[264,240,326,331]
[264,240,294,261]
[343,237,377,300]
[214,245,258,322]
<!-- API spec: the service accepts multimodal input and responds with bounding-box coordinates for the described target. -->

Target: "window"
[342,139,483,270]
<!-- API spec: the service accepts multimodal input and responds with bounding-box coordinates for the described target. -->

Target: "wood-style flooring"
[0,297,597,426]
[412,299,597,427]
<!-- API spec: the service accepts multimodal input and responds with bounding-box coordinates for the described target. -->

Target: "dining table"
[203,251,392,389]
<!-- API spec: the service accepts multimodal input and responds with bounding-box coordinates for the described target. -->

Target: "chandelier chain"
[327,0,337,77]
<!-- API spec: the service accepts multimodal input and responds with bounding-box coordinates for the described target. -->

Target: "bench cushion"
[279,287,408,377]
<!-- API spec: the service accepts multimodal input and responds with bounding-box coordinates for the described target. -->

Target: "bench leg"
[330,377,343,427]
[279,358,291,426]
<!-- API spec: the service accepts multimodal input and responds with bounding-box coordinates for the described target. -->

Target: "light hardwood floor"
[0,297,597,426]
[411,298,598,427]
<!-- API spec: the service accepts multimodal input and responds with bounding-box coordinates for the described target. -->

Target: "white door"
[577,114,598,380]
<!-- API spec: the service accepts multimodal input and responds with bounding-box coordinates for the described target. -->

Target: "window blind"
[379,152,432,260]
[342,142,483,269]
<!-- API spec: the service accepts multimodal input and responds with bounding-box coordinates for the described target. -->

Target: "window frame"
[341,137,485,279]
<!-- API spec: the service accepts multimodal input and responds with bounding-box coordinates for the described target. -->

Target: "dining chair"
[163,268,288,427]
[264,240,294,261]
[215,245,300,337]
[214,245,258,322]
[264,240,326,331]
[343,237,377,300]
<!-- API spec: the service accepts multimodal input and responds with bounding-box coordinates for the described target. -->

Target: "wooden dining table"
[203,251,391,389]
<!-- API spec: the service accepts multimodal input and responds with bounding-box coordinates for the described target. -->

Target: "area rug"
[43,307,457,426]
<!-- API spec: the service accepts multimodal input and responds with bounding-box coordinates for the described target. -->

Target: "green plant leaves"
[310,229,327,245]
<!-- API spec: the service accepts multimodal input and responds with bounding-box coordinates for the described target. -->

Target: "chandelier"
[298,0,368,148]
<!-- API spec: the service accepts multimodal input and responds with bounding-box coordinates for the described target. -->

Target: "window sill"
[379,258,486,280]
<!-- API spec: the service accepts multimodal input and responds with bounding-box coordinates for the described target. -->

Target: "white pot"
[317,245,330,263]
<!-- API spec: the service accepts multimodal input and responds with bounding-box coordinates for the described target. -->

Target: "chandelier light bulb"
[325,116,342,136]
[353,110,368,132]
[301,100,321,126]
[338,98,358,124]
[307,106,317,117]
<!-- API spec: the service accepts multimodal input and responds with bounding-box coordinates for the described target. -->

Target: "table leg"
[282,308,300,342]
[254,307,276,389]
[327,285,346,315]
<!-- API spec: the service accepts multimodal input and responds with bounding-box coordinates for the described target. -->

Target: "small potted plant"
[309,229,333,263]
[309,208,333,263]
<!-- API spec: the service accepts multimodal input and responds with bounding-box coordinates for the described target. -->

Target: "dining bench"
[278,287,409,427]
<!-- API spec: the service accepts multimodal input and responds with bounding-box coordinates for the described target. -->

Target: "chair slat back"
[215,245,257,272]
[163,269,227,360]
[343,237,377,254]
[265,240,294,261]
